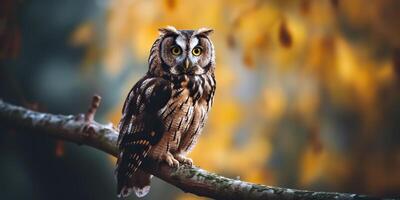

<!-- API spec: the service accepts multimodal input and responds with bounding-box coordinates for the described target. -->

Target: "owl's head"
[148,26,215,77]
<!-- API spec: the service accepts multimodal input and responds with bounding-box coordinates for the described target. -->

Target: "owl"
[115,26,216,198]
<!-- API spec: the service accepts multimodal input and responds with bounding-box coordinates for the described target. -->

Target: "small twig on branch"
[0,97,389,200]
[85,95,101,122]
[82,95,102,144]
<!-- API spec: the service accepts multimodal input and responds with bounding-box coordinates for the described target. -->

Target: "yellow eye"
[192,47,202,56]
[171,46,182,56]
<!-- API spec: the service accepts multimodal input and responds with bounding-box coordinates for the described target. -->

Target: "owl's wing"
[116,76,171,193]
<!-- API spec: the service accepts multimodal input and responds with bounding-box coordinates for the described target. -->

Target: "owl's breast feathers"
[156,73,216,154]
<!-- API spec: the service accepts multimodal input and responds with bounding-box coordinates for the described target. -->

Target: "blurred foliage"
[1,0,400,199]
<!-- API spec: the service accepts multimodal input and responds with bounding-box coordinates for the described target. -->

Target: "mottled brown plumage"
[115,26,216,198]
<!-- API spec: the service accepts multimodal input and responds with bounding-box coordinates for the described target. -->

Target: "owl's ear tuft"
[158,26,179,35]
[195,28,214,36]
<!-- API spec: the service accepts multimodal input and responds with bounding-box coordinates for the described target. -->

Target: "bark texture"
[0,99,388,200]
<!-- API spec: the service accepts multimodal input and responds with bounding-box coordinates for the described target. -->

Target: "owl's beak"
[184,58,191,70]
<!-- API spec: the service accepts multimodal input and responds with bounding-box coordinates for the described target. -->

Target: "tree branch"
[0,98,384,200]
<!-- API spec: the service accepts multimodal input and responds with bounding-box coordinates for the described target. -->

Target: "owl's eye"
[192,47,202,56]
[171,46,182,56]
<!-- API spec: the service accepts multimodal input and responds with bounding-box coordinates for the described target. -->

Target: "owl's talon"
[174,154,193,166]
[161,152,180,168]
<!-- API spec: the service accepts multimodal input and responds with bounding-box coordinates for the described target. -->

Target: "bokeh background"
[1,0,400,199]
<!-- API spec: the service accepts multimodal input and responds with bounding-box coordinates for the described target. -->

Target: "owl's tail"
[117,169,152,198]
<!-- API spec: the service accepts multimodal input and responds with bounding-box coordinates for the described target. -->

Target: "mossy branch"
[0,98,385,200]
